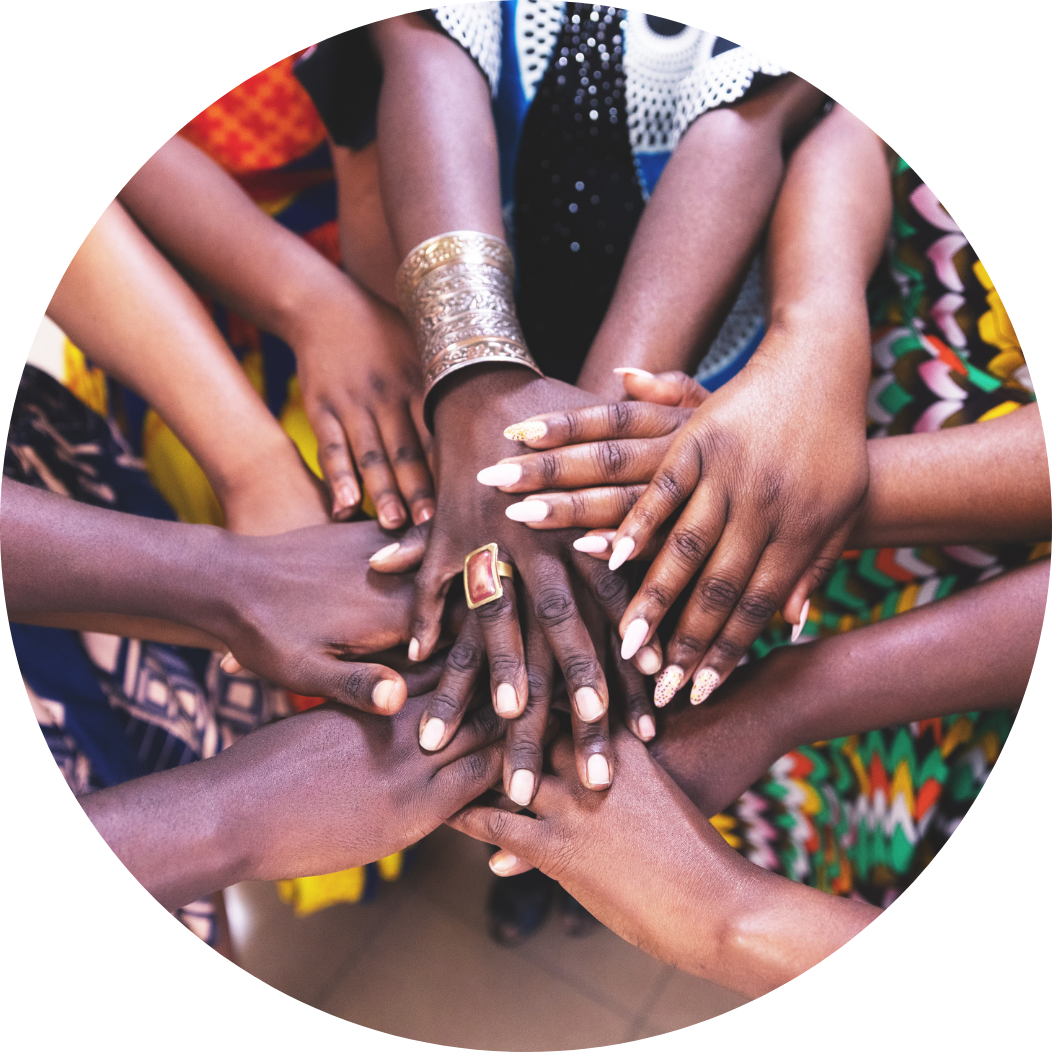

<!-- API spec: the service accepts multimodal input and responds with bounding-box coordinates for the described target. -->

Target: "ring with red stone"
[463,543,515,610]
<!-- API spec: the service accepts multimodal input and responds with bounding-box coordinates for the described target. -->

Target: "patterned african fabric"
[711,160,1040,907]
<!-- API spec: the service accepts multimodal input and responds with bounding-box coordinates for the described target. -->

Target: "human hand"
[447,726,871,996]
[399,367,653,799]
[605,343,869,708]
[294,287,435,528]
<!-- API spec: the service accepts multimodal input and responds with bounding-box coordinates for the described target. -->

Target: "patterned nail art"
[690,668,720,705]
[653,665,684,707]
[503,420,547,442]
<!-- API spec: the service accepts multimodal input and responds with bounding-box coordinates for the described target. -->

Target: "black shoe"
[486,869,557,946]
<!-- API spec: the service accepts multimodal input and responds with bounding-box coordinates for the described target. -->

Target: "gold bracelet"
[396,232,542,428]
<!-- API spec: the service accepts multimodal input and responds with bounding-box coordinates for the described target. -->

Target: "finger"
[529,556,609,725]
[662,526,784,707]
[605,420,706,572]
[473,574,530,720]
[306,659,407,715]
[409,539,460,661]
[617,483,727,667]
[488,849,536,877]
[310,408,361,520]
[572,528,667,568]
[616,367,709,408]
[502,401,691,450]
[419,617,484,751]
[220,652,243,675]
[343,408,407,530]
[505,486,645,530]
[446,804,544,861]
[375,404,436,525]
[781,521,850,633]
[503,606,554,807]
[479,438,671,493]
[609,630,656,742]
[429,741,508,819]
[435,694,507,762]
[369,520,432,574]
[571,703,613,790]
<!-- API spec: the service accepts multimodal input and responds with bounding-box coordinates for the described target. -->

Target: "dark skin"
[83,689,507,911]
[367,14,833,795]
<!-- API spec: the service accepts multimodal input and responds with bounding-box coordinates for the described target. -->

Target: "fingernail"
[573,535,609,554]
[608,536,635,571]
[220,652,241,674]
[419,716,445,751]
[587,753,610,787]
[508,769,535,806]
[414,505,435,524]
[370,541,401,565]
[490,851,520,876]
[574,686,604,722]
[612,366,654,379]
[477,463,523,487]
[408,637,420,662]
[372,679,399,713]
[637,714,656,741]
[334,479,359,512]
[505,500,549,522]
[504,420,548,442]
[621,618,649,661]
[790,599,811,643]
[636,645,662,675]
[653,665,684,708]
[495,682,518,716]
[379,505,406,530]
[690,668,720,706]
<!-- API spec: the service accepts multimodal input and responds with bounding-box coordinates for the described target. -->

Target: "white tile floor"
[225,825,749,1049]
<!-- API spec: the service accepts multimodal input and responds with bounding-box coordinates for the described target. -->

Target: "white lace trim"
[622,10,713,154]
[432,4,504,95]
[516,0,563,102]
[674,46,788,142]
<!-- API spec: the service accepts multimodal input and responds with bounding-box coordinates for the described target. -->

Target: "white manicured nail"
[506,500,549,522]
[621,618,649,661]
[477,463,523,487]
[408,637,420,662]
[573,535,610,553]
[369,541,401,565]
[612,367,654,379]
[508,769,535,807]
[587,754,610,787]
[790,599,811,643]
[495,682,518,716]
[419,717,445,751]
[608,536,635,571]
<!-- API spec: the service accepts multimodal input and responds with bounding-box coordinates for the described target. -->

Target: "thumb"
[446,804,543,862]
[369,520,432,574]
[303,657,408,714]
[615,368,709,407]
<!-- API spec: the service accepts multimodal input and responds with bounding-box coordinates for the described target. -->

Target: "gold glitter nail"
[653,665,684,708]
[690,668,720,705]
[503,420,547,442]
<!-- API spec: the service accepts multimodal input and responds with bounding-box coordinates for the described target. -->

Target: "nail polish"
[573,535,609,554]
[637,714,656,741]
[690,668,720,706]
[504,420,548,442]
[508,769,535,807]
[608,536,635,571]
[612,366,654,379]
[505,500,549,522]
[621,618,649,661]
[574,686,604,722]
[477,463,523,487]
[653,665,684,707]
[790,599,811,643]
[495,682,518,716]
[415,506,434,524]
[587,753,611,787]
[419,717,445,751]
[408,637,420,662]
[369,541,401,565]
[636,646,662,676]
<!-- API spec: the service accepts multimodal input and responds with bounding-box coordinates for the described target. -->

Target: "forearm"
[578,76,826,400]
[13,612,225,650]
[80,755,250,910]
[46,202,303,504]
[371,14,504,255]
[1,479,233,633]
[119,135,376,349]
[851,403,1051,547]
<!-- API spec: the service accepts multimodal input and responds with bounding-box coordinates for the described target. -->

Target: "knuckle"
[489,655,522,682]
[668,524,710,566]
[711,634,746,665]
[640,581,675,610]
[357,448,387,470]
[509,740,543,772]
[429,690,466,721]
[608,401,633,437]
[736,590,780,627]
[591,569,628,609]
[533,587,575,628]
[561,656,600,687]
[671,633,707,659]
[700,576,741,611]
[527,666,553,698]
[569,490,589,523]
[447,638,483,674]
[595,440,628,479]
[392,444,424,465]
[653,468,687,505]
[338,664,376,702]
[539,452,562,486]
[458,749,493,785]
[475,593,514,624]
